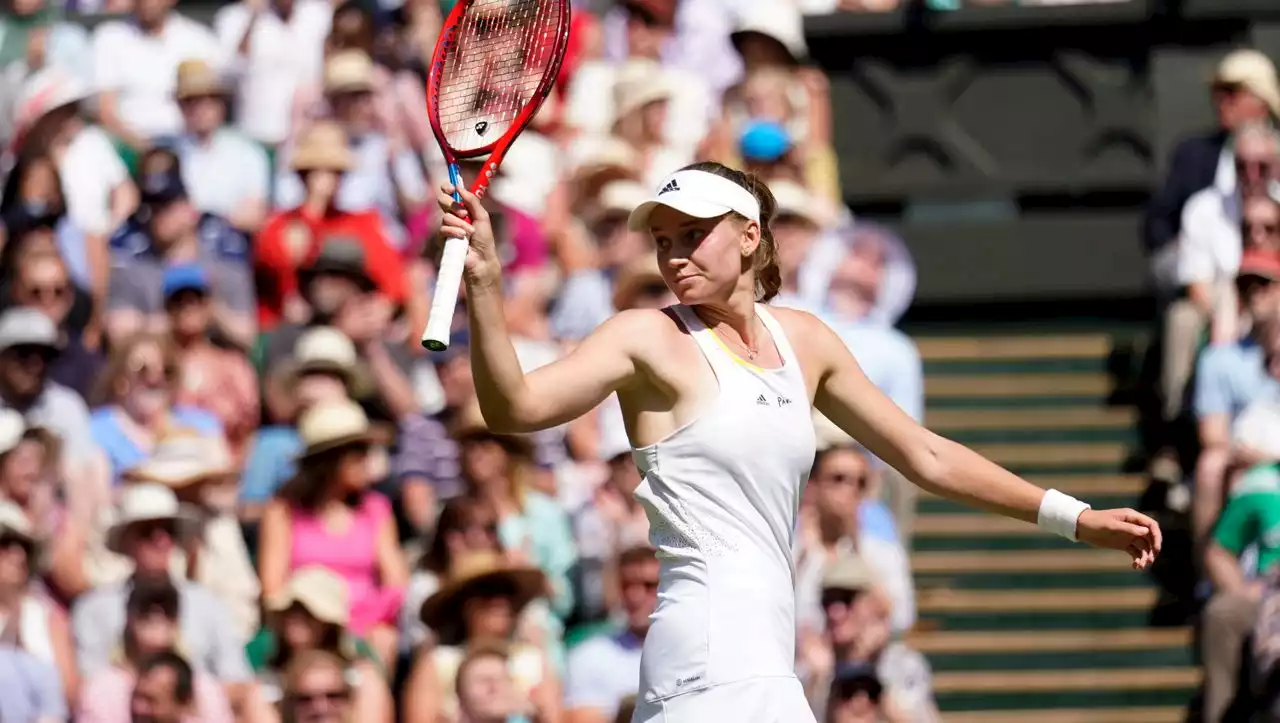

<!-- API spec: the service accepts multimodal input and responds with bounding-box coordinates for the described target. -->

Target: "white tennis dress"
[630,304,818,723]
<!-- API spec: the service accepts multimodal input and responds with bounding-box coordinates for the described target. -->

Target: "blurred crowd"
[0,0,947,721]
[1142,46,1280,723]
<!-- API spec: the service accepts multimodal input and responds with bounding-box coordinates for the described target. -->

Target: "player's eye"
[653,236,671,252]
[685,229,706,245]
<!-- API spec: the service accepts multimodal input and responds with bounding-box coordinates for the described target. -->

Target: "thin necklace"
[715,317,761,360]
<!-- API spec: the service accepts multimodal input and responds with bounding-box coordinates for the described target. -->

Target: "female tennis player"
[436,161,1162,723]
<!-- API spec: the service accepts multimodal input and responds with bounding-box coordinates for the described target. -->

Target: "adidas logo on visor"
[659,179,681,195]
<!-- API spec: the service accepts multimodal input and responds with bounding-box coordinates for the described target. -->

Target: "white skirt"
[631,676,816,723]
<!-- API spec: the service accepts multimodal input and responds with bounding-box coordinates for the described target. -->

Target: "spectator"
[1214,196,1280,342]
[0,410,89,600]
[76,578,235,723]
[87,332,221,485]
[0,641,67,723]
[451,399,577,620]
[121,434,260,641]
[1145,49,1280,274]
[400,496,505,654]
[406,551,560,723]
[250,566,392,721]
[824,663,905,723]
[0,307,100,475]
[254,121,407,331]
[173,59,271,234]
[106,148,256,349]
[0,498,78,703]
[6,248,103,399]
[1193,254,1280,546]
[258,399,408,672]
[0,0,91,141]
[801,552,939,723]
[797,444,915,634]
[0,151,89,306]
[71,483,254,700]
[243,326,358,516]
[213,0,332,148]
[165,265,260,461]
[455,643,537,723]
[90,0,224,150]
[564,545,657,723]
[276,49,429,252]
[11,67,137,325]
[128,652,207,723]
[280,649,357,723]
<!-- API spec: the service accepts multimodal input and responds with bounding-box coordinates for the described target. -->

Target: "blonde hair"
[91,332,180,407]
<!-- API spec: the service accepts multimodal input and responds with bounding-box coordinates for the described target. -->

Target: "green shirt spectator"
[1214,464,1280,574]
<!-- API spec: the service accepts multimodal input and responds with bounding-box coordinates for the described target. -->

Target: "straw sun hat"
[122,435,234,489]
[296,399,376,459]
[419,551,546,645]
[290,121,355,173]
[449,400,534,458]
[265,565,350,627]
[105,484,201,554]
[175,59,229,101]
[280,326,358,389]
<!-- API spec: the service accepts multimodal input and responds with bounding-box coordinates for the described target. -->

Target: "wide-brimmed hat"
[612,60,675,123]
[772,179,833,228]
[282,326,358,388]
[585,179,649,228]
[612,253,667,311]
[175,59,229,100]
[324,50,376,96]
[11,67,91,149]
[449,400,534,458]
[1213,49,1280,118]
[290,121,355,173]
[297,237,376,292]
[265,565,350,626]
[105,483,201,554]
[122,435,234,489]
[420,551,546,645]
[296,399,376,459]
[821,551,875,593]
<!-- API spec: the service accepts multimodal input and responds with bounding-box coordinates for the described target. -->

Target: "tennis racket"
[421,0,572,351]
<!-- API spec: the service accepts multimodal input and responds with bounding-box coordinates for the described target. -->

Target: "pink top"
[288,492,403,634]
[76,666,234,723]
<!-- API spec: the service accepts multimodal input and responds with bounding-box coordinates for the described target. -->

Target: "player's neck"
[692,286,758,343]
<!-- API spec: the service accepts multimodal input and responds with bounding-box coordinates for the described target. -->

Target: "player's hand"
[438,183,501,288]
[1075,508,1162,570]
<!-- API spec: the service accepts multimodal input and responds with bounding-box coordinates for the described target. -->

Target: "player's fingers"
[440,213,474,238]
[457,185,489,222]
[1111,520,1149,540]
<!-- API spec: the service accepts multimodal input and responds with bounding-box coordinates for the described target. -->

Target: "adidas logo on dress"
[756,394,770,406]
[659,179,681,194]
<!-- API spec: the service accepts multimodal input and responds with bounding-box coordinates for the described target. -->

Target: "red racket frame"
[426,0,572,200]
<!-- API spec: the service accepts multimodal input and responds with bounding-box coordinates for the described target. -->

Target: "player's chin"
[671,277,711,305]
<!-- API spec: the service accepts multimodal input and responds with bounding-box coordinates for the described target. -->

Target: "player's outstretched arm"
[803,313,1161,570]
[438,185,645,434]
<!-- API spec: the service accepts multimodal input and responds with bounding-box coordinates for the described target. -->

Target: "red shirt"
[254,208,409,329]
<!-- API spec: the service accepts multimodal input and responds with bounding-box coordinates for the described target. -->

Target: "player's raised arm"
[438,184,643,433]
[803,312,1162,570]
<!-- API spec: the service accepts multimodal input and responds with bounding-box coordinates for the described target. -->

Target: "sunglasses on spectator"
[833,676,883,703]
[820,588,862,609]
[1236,159,1275,177]
[820,471,868,489]
[0,536,31,554]
[1246,221,1280,235]
[128,357,177,381]
[291,687,351,706]
[625,5,667,28]
[621,577,660,593]
[3,345,53,366]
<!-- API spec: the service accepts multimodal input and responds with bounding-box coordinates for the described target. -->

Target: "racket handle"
[422,234,469,351]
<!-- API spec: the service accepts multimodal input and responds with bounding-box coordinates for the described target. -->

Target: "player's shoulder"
[768,305,841,346]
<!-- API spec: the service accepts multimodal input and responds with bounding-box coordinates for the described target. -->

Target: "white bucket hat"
[11,67,92,147]
[296,399,375,459]
[628,168,762,231]
[122,435,234,489]
[771,180,834,228]
[612,60,676,123]
[0,409,26,456]
[731,1,808,65]
[105,484,200,554]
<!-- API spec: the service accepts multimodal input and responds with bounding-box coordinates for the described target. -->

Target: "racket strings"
[437,0,563,154]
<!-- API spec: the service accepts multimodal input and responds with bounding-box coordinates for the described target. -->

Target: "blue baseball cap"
[162,264,209,299]
[739,119,792,163]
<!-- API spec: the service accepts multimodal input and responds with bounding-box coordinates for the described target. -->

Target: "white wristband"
[1037,488,1091,541]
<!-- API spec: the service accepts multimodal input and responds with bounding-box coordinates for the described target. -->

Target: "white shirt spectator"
[565,60,715,159]
[796,535,916,635]
[176,128,270,221]
[214,0,331,145]
[91,14,224,140]
[60,125,129,236]
[564,630,643,719]
[1177,184,1243,287]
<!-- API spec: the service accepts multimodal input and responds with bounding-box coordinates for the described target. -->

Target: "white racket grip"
[422,234,469,351]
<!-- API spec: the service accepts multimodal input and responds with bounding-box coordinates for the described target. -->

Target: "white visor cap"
[627,170,762,232]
